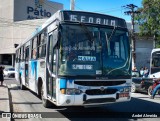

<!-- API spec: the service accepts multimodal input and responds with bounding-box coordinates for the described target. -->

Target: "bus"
[15,10,132,108]
[149,48,160,78]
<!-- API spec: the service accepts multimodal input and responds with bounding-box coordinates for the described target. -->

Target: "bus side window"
[38,32,46,58]
[25,47,29,61]
[19,48,22,62]
[32,37,37,59]
[52,48,56,74]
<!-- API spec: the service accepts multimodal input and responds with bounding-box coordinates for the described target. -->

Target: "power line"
[93,7,124,13]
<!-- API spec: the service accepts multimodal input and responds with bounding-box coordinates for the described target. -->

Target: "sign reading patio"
[27,0,51,19]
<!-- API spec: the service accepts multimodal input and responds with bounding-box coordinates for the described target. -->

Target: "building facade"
[127,23,154,70]
[0,0,63,66]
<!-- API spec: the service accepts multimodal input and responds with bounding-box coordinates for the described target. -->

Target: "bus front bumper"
[57,92,131,106]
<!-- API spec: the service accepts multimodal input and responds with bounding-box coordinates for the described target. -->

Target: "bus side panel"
[29,60,38,93]
[20,62,25,85]
[15,62,20,82]
[37,59,46,93]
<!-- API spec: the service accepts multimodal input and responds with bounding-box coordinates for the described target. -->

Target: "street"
[3,78,160,121]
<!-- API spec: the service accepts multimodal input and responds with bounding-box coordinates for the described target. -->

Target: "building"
[127,22,154,70]
[0,0,63,66]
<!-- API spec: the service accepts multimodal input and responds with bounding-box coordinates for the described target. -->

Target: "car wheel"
[131,82,136,93]
[148,86,153,96]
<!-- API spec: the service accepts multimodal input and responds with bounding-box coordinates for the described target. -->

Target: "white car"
[3,68,15,78]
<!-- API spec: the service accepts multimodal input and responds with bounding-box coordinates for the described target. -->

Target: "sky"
[51,0,142,22]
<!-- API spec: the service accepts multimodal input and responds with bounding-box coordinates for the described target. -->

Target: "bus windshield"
[58,24,130,78]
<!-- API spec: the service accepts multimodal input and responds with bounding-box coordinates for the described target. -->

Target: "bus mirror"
[57,31,61,49]
[14,44,19,48]
[58,30,61,41]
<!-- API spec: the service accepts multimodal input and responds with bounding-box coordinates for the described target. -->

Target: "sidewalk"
[0,84,10,121]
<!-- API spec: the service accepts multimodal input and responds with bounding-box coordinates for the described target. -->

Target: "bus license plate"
[119,93,129,98]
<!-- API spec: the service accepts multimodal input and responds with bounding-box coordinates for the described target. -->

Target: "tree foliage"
[135,0,160,47]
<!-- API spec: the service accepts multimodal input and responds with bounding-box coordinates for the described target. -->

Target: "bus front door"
[47,32,57,99]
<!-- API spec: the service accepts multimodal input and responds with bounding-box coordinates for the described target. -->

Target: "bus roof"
[16,10,127,49]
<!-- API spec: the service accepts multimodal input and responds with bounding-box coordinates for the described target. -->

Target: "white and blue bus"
[149,48,160,78]
[15,10,131,108]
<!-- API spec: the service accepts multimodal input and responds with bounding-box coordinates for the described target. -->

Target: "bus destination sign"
[62,11,127,28]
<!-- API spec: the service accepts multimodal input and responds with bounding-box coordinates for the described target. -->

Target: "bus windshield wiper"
[108,26,117,41]
[79,22,94,42]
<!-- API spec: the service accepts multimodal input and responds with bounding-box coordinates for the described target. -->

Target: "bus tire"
[38,78,43,99]
[19,75,26,90]
[39,82,53,108]
[42,98,53,108]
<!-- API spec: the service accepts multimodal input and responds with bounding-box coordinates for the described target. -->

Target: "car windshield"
[58,24,131,78]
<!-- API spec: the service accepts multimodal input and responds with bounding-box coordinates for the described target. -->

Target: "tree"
[135,0,160,48]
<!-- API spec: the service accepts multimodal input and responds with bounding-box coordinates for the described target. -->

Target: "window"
[21,46,25,62]
[48,34,57,74]
[49,35,53,71]
[25,46,29,61]
[20,47,23,62]
[16,50,18,63]
[32,37,37,59]
[38,30,47,58]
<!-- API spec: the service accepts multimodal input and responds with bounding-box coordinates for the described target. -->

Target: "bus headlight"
[124,88,130,92]
[119,88,130,92]
[61,88,82,95]
[119,88,124,92]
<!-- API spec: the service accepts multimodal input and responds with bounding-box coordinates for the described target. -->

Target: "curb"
[0,85,11,121]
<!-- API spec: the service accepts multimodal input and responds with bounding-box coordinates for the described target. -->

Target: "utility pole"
[70,0,75,10]
[123,4,139,69]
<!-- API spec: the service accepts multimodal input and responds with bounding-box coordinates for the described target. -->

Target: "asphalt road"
[3,78,160,121]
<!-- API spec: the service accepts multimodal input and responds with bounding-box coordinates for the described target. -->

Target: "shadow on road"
[9,84,160,120]
[51,97,160,120]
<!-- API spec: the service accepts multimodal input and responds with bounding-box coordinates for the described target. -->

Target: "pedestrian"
[0,66,4,85]
[143,67,149,78]
[150,78,160,99]
[139,67,144,77]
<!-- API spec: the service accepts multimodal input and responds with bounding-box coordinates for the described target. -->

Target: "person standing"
[0,66,4,85]
[144,67,149,78]
[139,67,144,77]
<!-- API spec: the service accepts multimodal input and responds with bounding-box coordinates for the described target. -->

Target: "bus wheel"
[38,80,42,99]
[42,98,53,108]
[19,76,25,90]
[40,85,52,108]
